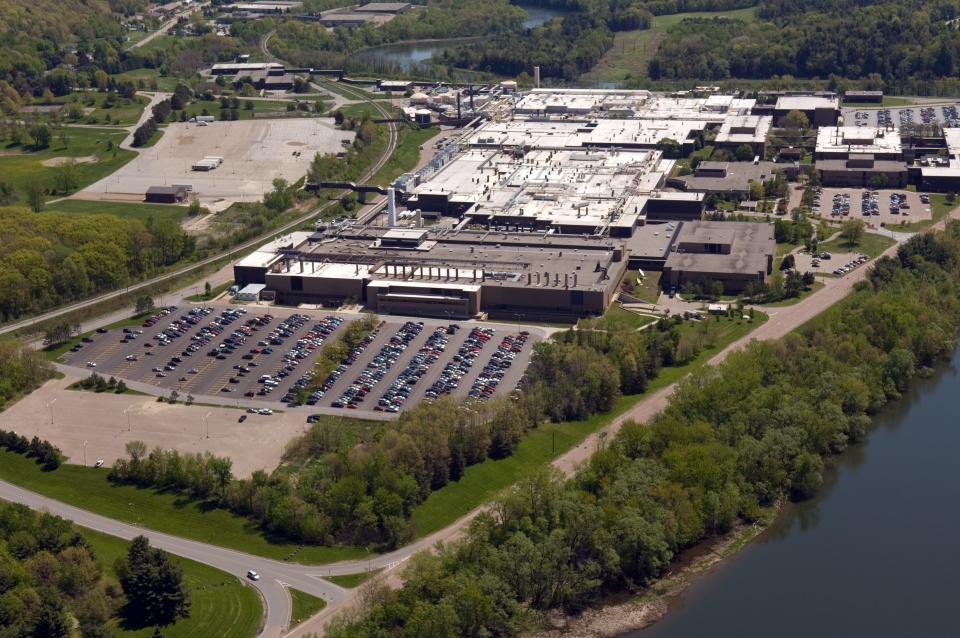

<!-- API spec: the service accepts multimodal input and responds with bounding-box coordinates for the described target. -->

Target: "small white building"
[236,283,267,302]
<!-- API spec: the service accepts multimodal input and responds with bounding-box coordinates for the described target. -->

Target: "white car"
[247,570,260,581]
[95,459,104,468]
[258,408,273,416]
[86,361,97,367]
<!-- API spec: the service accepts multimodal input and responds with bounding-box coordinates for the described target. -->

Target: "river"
[356,4,570,73]
[624,348,960,637]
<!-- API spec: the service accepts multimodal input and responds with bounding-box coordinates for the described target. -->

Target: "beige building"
[662,221,775,293]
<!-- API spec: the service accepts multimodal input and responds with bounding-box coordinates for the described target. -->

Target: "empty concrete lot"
[62,304,543,417]
[82,118,354,203]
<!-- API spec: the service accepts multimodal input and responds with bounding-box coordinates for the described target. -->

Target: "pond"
[355,4,571,73]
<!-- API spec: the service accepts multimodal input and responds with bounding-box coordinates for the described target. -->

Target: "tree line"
[323,221,960,638]
[0,429,63,470]
[0,207,195,322]
[0,342,52,409]
[649,1,960,84]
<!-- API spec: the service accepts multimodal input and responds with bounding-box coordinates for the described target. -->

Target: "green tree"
[735,144,755,161]
[841,218,866,246]
[23,180,46,212]
[782,109,809,130]
[51,158,80,194]
[29,124,52,149]
[135,296,154,315]
[116,536,190,626]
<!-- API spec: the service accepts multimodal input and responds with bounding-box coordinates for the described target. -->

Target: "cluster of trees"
[325,222,960,638]
[649,1,960,84]
[0,430,63,470]
[0,501,121,636]
[0,208,195,322]
[307,112,380,187]
[75,372,130,394]
[132,97,173,147]
[0,342,52,408]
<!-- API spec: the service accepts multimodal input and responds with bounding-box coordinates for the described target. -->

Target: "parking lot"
[62,304,541,416]
[793,249,870,277]
[814,188,931,225]
[842,103,960,128]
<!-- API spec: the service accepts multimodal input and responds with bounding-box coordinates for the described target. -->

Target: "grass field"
[326,570,381,589]
[580,6,757,86]
[369,124,441,187]
[57,92,149,127]
[185,280,235,303]
[44,199,189,225]
[289,588,326,627]
[587,304,658,330]
[179,99,299,121]
[0,127,134,201]
[819,231,895,258]
[83,528,262,638]
[760,280,826,307]
[410,312,767,536]
[111,68,181,92]
[0,450,371,564]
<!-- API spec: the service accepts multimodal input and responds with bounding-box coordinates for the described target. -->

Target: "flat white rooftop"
[776,95,840,111]
[715,115,772,146]
[816,126,902,157]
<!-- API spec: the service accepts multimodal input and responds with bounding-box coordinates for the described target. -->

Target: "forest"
[0,342,51,410]
[650,0,960,89]
[0,500,189,636]
[0,207,195,322]
[323,222,960,637]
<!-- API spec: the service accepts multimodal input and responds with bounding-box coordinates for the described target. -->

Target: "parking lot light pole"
[46,399,57,427]
[204,411,212,439]
[82,440,88,467]
[124,406,132,432]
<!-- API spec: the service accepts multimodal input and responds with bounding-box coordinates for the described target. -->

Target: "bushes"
[0,430,63,470]
[75,372,128,394]
[0,341,52,407]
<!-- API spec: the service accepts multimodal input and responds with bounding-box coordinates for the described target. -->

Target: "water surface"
[626,349,960,638]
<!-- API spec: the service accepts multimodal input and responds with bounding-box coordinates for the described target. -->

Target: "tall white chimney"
[387,187,397,227]
[534,66,541,89]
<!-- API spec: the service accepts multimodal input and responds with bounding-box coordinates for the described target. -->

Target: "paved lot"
[81,118,353,203]
[793,249,867,277]
[815,188,931,226]
[842,103,960,128]
[62,304,541,417]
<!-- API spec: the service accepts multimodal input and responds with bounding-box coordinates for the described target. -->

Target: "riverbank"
[533,508,778,638]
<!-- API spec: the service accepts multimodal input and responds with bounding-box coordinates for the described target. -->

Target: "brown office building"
[662,221,775,293]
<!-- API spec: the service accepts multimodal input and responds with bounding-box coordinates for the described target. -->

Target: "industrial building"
[773,95,841,127]
[918,128,960,191]
[229,89,789,319]
[662,221,775,294]
[314,2,410,26]
[668,160,787,197]
[713,115,771,157]
[145,185,188,204]
[814,126,908,187]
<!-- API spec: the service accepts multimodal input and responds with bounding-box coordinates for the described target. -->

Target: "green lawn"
[410,313,768,536]
[0,450,370,564]
[289,588,326,627]
[178,99,296,121]
[621,269,661,304]
[819,232,895,258]
[326,570,381,589]
[580,6,757,85]
[83,528,262,638]
[53,92,149,127]
[44,199,189,225]
[759,280,826,307]
[589,304,658,330]
[843,96,915,108]
[368,125,441,187]
[111,68,181,92]
[0,127,134,201]
[185,280,235,302]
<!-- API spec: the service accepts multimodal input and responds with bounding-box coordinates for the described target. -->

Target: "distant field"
[580,7,758,86]
[0,127,134,201]
[368,124,441,187]
[49,92,149,127]
[112,68,180,92]
[44,198,189,225]
[83,528,262,638]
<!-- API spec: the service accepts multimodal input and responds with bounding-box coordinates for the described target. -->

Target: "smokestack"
[387,187,397,227]
[534,66,541,89]
[457,92,461,120]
